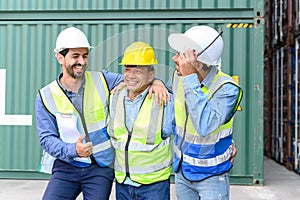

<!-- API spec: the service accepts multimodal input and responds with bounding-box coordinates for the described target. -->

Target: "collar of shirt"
[57,73,85,113]
[123,86,150,102]
[57,73,85,96]
[200,65,218,88]
[123,86,150,131]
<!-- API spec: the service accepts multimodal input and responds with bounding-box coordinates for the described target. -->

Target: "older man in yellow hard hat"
[109,41,175,200]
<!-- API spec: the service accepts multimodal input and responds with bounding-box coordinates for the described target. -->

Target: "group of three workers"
[36,25,242,200]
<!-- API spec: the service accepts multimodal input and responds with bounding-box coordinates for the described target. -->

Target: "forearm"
[162,94,176,139]
[183,74,227,137]
[41,134,77,161]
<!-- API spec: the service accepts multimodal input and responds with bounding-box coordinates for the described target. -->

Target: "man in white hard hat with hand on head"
[168,25,243,199]
[35,27,169,200]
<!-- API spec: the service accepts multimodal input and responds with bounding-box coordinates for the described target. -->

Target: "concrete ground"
[0,157,299,200]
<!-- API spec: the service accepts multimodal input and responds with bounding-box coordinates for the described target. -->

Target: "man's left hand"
[230,141,238,164]
[148,80,170,106]
[110,81,126,95]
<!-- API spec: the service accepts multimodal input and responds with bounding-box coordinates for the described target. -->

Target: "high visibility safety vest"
[39,71,113,173]
[109,88,172,184]
[172,70,243,181]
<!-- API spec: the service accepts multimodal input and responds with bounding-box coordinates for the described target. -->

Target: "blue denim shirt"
[35,70,123,161]
[168,66,240,137]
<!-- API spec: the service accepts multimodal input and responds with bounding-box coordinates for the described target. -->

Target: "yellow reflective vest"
[39,71,113,173]
[109,88,172,184]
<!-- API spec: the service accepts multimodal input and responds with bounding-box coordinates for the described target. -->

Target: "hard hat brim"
[168,33,202,55]
[54,46,94,54]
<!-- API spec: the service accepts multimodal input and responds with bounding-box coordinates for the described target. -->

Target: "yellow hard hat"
[120,41,158,66]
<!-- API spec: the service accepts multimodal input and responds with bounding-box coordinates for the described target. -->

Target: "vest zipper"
[123,98,132,177]
[76,85,91,142]
[124,133,132,177]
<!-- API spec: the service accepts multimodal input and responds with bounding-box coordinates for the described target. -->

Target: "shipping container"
[264,0,300,173]
[0,0,264,185]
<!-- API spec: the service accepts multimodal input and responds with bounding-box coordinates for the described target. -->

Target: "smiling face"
[124,65,154,100]
[57,48,89,80]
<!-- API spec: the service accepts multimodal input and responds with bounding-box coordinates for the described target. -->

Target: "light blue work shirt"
[35,70,123,161]
[168,66,241,137]
[121,86,175,186]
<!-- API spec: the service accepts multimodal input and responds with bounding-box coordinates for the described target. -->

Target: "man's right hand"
[75,135,93,157]
[173,49,198,77]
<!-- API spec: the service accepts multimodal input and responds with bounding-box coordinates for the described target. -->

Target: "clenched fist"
[75,135,93,157]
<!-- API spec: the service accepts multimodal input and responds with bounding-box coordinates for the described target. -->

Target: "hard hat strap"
[197,31,223,57]
[59,48,69,57]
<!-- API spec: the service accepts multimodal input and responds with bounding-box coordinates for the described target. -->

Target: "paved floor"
[230,157,300,200]
[0,157,299,200]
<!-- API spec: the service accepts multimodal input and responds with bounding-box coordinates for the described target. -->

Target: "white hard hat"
[54,27,93,53]
[168,25,224,66]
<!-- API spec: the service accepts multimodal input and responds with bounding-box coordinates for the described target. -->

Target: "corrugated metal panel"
[291,39,299,173]
[0,0,264,185]
[293,37,300,173]
[0,0,255,10]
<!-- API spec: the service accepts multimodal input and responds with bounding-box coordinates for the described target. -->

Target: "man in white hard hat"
[35,27,170,200]
[168,25,243,200]
[109,41,175,200]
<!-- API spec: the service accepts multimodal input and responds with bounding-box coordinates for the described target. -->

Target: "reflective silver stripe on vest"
[173,143,232,167]
[93,140,112,154]
[115,158,172,174]
[108,89,124,138]
[207,76,234,99]
[90,72,108,107]
[111,137,170,152]
[176,126,232,145]
[87,121,107,133]
[41,84,58,113]
[90,71,109,117]
[147,99,161,144]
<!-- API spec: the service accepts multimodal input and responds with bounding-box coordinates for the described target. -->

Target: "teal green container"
[0,0,264,185]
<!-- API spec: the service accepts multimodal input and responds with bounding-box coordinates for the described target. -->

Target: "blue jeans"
[43,160,114,200]
[115,179,170,200]
[175,170,229,200]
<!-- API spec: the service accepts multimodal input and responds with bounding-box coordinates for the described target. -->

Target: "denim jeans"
[115,179,170,200]
[175,170,229,200]
[43,159,114,200]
